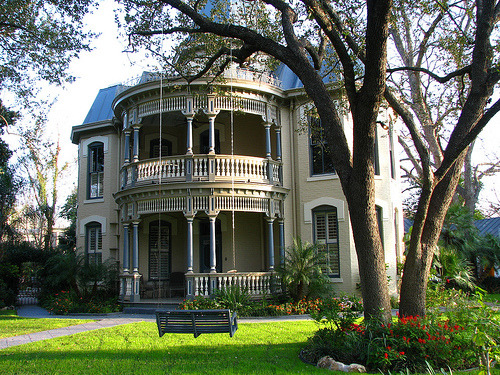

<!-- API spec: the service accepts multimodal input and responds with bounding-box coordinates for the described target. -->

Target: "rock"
[317,356,366,373]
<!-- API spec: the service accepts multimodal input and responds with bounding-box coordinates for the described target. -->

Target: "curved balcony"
[121,154,283,190]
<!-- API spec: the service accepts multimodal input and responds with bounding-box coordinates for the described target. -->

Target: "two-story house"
[71,66,404,302]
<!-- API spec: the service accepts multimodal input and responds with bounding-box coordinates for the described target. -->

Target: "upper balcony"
[121,153,283,190]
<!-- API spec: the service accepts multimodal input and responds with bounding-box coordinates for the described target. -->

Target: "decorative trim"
[81,136,109,156]
[79,215,107,236]
[304,197,345,223]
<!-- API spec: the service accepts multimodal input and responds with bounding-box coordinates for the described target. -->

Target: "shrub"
[44,290,121,315]
[179,296,219,310]
[303,288,500,373]
[277,237,331,301]
[213,285,250,312]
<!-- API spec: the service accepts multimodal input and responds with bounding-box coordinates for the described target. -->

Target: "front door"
[199,218,222,273]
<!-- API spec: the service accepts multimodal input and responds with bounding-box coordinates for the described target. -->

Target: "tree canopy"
[0,0,96,102]
[117,0,500,319]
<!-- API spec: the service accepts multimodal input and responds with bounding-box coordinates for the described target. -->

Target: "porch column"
[132,221,139,273]
[209,215,218,273]
[275,126,282,162]
[124,130,131,164]
[130,221,141,301]
[186,215,194,273]
[278,219,285,266]
[208,115,216,154]
[186,116,194,155]
[123,224,130,273]
[132,125,140,162]
[266,217,275,271]
[264,122,272,158]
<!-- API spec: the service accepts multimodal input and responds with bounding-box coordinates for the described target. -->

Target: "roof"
[80,64,337,125]
[82,85,123,125]
[403,217,500,239]
[475,217,500,238]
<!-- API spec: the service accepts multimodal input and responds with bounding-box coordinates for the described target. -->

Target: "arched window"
[88,142,104,198]
[149,221,171,280]
[150,138,172,158]
[313,205,340,278]
[85,222,102,264]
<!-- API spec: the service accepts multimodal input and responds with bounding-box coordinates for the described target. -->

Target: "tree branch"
[436,97,500,180]
[387,65,471,83]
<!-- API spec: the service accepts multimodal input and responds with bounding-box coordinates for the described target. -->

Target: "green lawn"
[0,320,331,374]
[1,319,496,375]
[0,310,94,339]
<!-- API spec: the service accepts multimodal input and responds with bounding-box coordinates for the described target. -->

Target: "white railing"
[185,272,280,297]
[116,68,282,95]
[122,154,282,187]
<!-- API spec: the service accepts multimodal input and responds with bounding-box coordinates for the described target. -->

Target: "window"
[88,142,104,198]
[313,206,340,278]
[150,138,172,158]
[309,116,335,175]
[374,127,380,176]
[389,127,396,179]
[149,221,171,280]
[86,223,102,264]
[376,206,384,248]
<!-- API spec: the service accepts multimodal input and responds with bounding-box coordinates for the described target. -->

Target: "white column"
[209,215,217,273]
[186,116,194,155]
[208,116,216,154]
[186,216,194,273]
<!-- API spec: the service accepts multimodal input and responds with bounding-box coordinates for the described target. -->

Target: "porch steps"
[122,299,183,315]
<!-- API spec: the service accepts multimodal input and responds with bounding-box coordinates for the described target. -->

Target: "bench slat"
[155,309,238,338]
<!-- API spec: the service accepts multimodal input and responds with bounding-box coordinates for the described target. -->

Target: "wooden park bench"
[155,309,238,338]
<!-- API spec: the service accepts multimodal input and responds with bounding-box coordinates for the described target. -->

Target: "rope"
[157,30,165,305]
[230,0,236,271]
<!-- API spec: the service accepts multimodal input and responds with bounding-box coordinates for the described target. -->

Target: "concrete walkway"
[1,305,313,350]
[1,305,156,350]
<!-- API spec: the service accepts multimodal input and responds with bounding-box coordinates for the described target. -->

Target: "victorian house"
[71,66,404,302]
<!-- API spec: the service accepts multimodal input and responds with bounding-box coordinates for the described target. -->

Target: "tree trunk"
[400,155,464,317]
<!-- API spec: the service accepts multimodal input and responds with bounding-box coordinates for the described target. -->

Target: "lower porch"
[120,271,281,303]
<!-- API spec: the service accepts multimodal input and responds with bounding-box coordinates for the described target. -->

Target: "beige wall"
[76,125,120,263]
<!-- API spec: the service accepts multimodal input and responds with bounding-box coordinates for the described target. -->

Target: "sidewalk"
[1,305,313,350]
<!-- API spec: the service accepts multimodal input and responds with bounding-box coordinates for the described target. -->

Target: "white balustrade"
[185,272,278,297]
[121,154,282,190]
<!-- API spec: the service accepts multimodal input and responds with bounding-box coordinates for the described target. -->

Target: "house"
[71,66,404,302]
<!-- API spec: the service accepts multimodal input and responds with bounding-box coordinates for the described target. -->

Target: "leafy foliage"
[277,237,330,302]
[0,0,96,102]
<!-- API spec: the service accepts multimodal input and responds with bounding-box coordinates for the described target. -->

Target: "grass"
[0,319,496,375]
[0,320,331,374]
[0,310,94,339]
[484,293,500,304]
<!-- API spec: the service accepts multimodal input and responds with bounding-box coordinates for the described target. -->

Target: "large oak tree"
[118,0,500,319]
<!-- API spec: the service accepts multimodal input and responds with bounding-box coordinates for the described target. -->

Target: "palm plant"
[434,247,476,291]
[277,237,328,301]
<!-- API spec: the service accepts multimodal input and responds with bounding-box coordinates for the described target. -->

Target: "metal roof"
[82,85,123,125]
[403,217,500,239]
[475,217,500,238]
